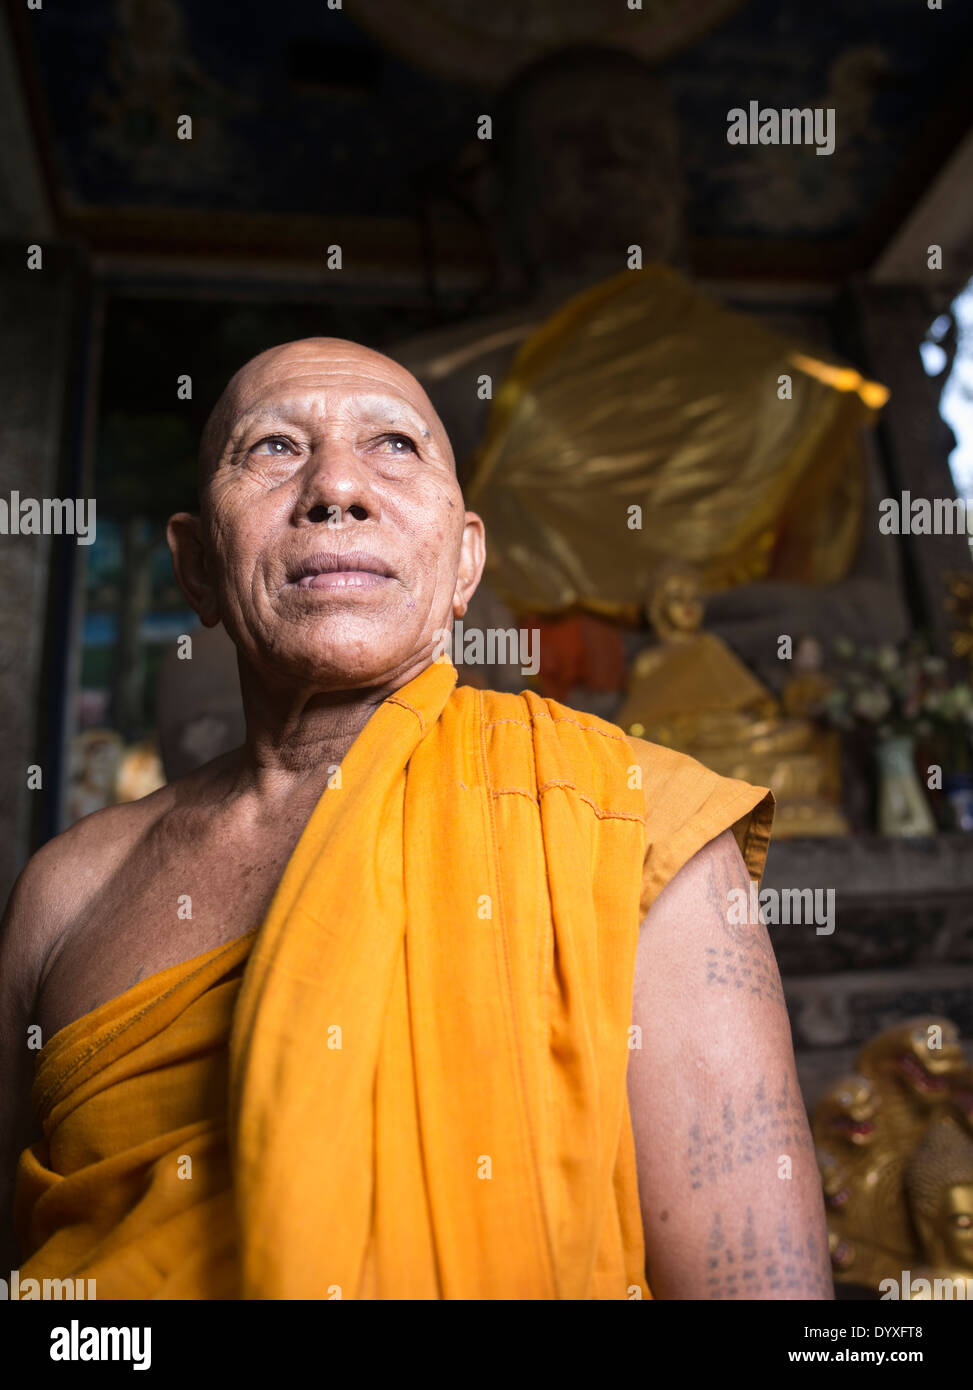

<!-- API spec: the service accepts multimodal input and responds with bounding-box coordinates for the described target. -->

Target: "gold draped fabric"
[467,265,888,616]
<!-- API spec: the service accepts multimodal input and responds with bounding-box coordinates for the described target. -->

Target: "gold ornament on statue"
[813,1017,973,1295]
[617,563,849,837]
[944,570,973,669]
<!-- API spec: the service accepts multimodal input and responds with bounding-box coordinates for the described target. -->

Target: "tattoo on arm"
[702,848,787,1008]
[685,1074,813,1190]
[705,1206,832,1299]
[704,945,786,1006]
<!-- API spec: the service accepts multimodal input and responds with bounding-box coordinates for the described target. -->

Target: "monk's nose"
[307,502,368,522]
[296,445,378,525]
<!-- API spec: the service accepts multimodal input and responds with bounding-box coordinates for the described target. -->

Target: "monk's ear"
[452,511,487,618]
[167,512,221,628]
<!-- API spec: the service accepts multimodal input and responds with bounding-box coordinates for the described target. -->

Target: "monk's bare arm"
[626,829,833,1300]
[0,846,70,1270]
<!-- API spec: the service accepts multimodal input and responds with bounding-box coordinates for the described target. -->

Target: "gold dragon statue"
[813,1017,973,1296]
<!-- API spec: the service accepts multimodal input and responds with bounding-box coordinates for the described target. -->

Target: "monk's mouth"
[286,550,396,592]
[293,571,391,592]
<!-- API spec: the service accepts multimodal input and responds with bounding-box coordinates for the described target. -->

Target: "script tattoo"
[704,944,786,1006]
[703,848,787,1007]
[705,1206,832,1299]
[686,1074,813,1191]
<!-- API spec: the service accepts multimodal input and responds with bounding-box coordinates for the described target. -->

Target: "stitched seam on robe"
[477,687,561,1292]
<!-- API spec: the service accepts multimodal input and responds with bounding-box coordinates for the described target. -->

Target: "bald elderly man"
[0,339,831,1300]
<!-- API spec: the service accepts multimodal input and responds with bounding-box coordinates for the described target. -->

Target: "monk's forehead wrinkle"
[227,405,298,434]
[201,342,457,479]
[244,361,429,400]
[339,391,432,424]
[228,392,440,442]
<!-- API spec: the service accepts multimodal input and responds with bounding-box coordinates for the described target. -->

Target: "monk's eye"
[250,435,296,456]
[376,433,417,455]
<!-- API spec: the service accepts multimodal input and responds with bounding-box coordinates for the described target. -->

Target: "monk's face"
[171,339,484,692]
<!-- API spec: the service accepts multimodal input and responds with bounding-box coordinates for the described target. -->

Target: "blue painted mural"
[22,0,973,241]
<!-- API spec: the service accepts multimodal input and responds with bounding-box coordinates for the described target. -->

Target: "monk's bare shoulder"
[0,761,239,1267]
[0,783,185,1243]
[2,792,161,994]
[1,750,240,998]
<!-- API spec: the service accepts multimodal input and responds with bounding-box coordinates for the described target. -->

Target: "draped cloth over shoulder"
[230,657,652,1299]
[466,264,889,616]
[15,660,773,1299]
[14,936,251,1298]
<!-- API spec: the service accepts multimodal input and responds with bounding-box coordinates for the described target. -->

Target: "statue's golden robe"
[467,265,888,616]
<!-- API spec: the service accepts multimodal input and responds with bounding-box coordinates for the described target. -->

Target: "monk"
[0,338,831,1299]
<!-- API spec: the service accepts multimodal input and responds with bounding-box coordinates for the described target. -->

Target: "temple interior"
[2,0,973,1297]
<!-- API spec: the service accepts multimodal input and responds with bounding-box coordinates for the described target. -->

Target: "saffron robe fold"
[15,660,772,1298]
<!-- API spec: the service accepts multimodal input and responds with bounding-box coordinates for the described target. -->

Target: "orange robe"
[15,660,772,1298]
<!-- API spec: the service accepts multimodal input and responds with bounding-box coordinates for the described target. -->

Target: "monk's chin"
[257,641,428,694]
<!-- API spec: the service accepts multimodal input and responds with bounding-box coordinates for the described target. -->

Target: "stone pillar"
[0,242,87,905]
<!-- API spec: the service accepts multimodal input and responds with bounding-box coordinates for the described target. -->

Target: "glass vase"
[875,735,936,837]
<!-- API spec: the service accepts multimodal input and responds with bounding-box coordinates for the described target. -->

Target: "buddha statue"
[813,1017,973,1294]
[905,1116,973,1294]
[616,564,849,838]
[391,46,912,704]
[781,637,836,719]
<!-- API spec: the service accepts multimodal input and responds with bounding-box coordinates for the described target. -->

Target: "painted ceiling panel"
[19,0,973,241]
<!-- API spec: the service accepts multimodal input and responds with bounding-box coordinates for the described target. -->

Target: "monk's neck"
[244,702,378,785]
[233,658,428,797]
